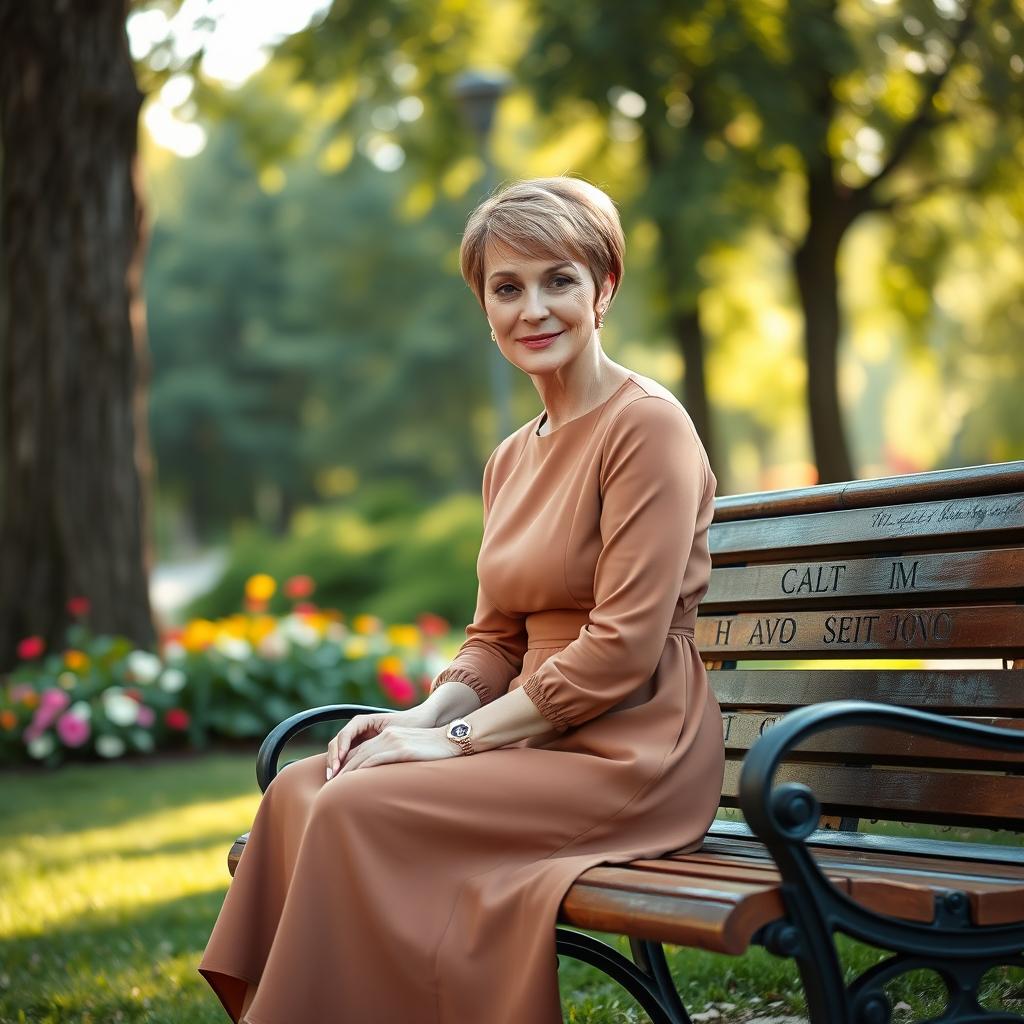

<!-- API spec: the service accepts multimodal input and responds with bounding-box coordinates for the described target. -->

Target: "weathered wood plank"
[711,669,1024,714]
[697,605,1024,658]
[709,492,1024,564]
[720,761,1024,827]
[702,548,1024,610]
[720,712,1024,768]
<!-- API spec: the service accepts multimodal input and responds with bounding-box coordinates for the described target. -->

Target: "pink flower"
[56,711,90,748]
[16,636,45,660]
[28,689,72,737]
[135,704,156,728]
[40,689,71,712]
[379,671,416,707]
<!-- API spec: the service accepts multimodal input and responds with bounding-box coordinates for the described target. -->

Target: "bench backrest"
[698,461,1024,831]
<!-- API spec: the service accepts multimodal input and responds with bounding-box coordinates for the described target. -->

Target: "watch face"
[450,722,470,739]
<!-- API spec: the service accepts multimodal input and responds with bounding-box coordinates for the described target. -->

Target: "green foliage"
[184,480,484,627]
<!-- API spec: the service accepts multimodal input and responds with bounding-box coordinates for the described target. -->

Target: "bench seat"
[227,819,1024,957]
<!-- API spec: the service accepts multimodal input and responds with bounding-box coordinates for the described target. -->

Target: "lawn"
[1,750,1020,1023]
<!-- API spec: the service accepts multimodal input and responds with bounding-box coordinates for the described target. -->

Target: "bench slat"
[696,604,1024,658]
[720,760,1024,827]
[709,491,1024,564]
[702,548,1024,610]
[711,669,1024,714]
[720,712,1024,768]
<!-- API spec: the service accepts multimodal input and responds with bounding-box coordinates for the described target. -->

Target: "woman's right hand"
[325,704,438,780]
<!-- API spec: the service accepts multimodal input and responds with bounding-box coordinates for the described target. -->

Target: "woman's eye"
[551,275,573,287]
[495,283,518,297]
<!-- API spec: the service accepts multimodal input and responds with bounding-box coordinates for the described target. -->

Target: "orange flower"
[64,650,90,672]
[0,709,16,731]
[352,614,382,635]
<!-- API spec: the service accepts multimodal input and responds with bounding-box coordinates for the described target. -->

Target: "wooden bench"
[228,460,1024,1024]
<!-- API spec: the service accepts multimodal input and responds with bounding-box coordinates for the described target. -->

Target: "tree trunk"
[670,306,714,466]
[0,1,155,670]
[793,165,858,485]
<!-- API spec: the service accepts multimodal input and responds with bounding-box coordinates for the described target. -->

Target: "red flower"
[284,575,316,600]
[16,636,45,661]
[294,602,318,616]
[416,613,450,638]
[379,671,416,707]
[124,688,143,702]
[244,596,268,614]
[67,596,91,617]
[165,708,190,731]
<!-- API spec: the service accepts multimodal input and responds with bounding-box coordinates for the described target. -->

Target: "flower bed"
[1,577,454,768]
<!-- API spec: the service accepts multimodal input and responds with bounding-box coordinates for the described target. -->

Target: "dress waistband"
[524,608,695,649]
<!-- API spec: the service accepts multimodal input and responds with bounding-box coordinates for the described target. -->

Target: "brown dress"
[198,372,725,1024]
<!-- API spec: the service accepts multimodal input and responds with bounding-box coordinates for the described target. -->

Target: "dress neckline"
[533,376,636,440]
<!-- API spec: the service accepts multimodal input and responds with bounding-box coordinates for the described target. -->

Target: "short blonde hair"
[460,176,625,309]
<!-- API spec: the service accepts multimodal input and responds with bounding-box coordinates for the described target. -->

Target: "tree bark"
[0,1,156,669]
[793,164,858,484]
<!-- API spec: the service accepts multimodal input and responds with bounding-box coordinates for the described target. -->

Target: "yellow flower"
[387,624,421,648]
[182,619,218,652]
[58,672,77,689]
[64,650,90,672]
[245,574,277,602]
[304,613,330,635]
[377,655,404,676]
[344,637,369,659]
[248,615,277,644]
[221,614,249,639]
[352,614,382,635]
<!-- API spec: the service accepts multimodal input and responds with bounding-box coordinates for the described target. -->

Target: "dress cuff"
[429,667,493,707]
[521,674,572,733]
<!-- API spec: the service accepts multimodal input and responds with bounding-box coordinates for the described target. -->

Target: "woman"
[198,175,724,1024]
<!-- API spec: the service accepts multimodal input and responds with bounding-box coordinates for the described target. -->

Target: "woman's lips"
[519,331,563,349]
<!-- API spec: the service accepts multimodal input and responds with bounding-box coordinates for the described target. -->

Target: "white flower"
[423,650,449,678]
[96,734,126,758]
[103,689,139,727]
[27,734,56,759]
[162,641,187,662]
[126,650,162,684]
[280,616,320,648]
[69,701,92,720]
[325,622,347,643]
[158,667,187,693]
[215,636,252,661]
[256,631,289,660]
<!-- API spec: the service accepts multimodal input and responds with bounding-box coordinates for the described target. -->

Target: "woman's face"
[482,239,613,373]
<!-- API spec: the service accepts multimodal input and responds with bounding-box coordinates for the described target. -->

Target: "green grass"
[1,753,1021,1023]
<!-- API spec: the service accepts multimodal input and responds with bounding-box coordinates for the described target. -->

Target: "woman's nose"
[520,286,549,320]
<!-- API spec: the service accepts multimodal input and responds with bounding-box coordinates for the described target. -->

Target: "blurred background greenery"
[133,0,1023,628]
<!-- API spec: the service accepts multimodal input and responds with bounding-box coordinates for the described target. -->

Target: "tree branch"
[858,3,976,201]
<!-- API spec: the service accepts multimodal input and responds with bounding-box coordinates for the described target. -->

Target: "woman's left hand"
[334,725,458,776]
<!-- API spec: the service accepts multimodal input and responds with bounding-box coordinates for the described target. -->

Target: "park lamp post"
[452,69,513,444]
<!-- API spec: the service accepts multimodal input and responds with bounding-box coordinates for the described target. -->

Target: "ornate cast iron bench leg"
[554,928,692,1024]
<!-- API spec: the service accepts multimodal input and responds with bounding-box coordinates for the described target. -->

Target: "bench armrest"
[255,703,394,792]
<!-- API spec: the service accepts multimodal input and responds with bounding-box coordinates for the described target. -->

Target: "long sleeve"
[429,447,528,707]
[521,397,709,733]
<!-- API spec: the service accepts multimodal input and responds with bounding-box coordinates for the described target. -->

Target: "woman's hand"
[325,704,449,780]
[330,723,458,778]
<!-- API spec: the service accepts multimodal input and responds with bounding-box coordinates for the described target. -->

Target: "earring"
[597,306,607,329]
[490,327,497,342]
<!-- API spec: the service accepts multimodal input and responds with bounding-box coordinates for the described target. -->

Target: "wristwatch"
[445,718,476,756]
